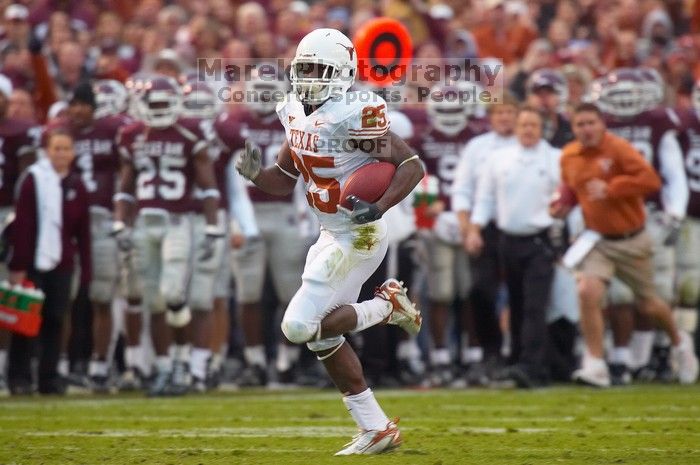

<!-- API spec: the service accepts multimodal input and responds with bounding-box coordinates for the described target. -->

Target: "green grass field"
[1,385,699,464]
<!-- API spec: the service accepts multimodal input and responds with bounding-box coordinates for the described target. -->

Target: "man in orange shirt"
[551,103,698,387]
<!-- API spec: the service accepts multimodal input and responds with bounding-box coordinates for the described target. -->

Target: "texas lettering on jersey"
[276,91,390,234]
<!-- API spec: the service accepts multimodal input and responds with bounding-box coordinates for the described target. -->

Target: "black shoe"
[118,368,143,392]
[397,359,425,386]
[147,370,171,397]
[191,376,207,394]
[276,364,299,386]
[206,367,221,390]
[238,365,268,387]
[38,377,67,395]
[90,375,112,394]
[494,365,548,389]
[464,361,491,387]
[9,379,34,396]
[609,363,631,386]
[167,361,190,396]
[424,364,454,388]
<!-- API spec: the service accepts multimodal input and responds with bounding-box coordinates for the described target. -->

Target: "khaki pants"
[579,230,655,301]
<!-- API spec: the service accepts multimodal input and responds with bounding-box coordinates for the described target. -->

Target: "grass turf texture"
[1,386,699,464]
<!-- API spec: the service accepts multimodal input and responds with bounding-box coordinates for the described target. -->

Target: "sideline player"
[236,29,424,455]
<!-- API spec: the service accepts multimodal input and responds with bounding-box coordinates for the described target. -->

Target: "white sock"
[351,297,393,332]
[58,356,69,377]
[582,353,608,372]
[462,346,483,364]
[430,348,451,366]
[396,339,421,361]
[190,347,211,380]
[172,344,190,363]
[125,346,141,370]
[210,353,222,372]
[244,345,266,368]
[609,347,631,367]
[275,344,301,372]
[219,343,229,359]
[89,360,109,377]
[629,331,655,369]
[343,388,390,431]
[156,356,172,374]
[0,350,7,375]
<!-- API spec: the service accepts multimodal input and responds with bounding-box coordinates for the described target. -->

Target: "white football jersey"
[277,90,391,234]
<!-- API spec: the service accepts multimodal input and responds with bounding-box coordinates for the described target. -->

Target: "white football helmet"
[588,68,646,118]
[93,79,127,118]
[132,75,183,128]
[245,63,288,115]
[290,28,357,105]
[638,67,664,110]
[427,82,475,136]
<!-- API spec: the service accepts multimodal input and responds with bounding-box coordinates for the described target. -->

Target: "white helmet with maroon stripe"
[133,75,183,128]
[93,79,127,118]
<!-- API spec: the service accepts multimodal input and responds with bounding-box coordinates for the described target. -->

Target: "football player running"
[115,75,221,396]
[236,29,424,455]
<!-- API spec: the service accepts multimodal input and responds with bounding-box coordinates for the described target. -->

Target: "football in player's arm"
[236,132,424,220]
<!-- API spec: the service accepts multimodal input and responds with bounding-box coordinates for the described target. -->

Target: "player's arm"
[358,131,424,215]
[193,148,220,226]
[113,156,136,226]
[236,140,299,196]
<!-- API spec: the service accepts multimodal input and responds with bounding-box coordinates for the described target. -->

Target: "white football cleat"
[334,419,402,456]
[375,279,422,336]
[671,331,699,385]
[572,357,611,388]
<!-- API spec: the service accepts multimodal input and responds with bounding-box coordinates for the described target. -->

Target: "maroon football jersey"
[678,109,700,219]
[411,123,486,210]
[216,109,290,204]
[70,114,130,210]
[117,118,207,213]
[0,118,39,207]
[604,107,680,208]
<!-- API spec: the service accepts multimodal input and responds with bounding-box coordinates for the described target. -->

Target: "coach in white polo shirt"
[467,105,561,388]
[451,93,518,381]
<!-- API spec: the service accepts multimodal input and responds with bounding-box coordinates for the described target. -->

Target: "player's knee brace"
[281,318,317,344]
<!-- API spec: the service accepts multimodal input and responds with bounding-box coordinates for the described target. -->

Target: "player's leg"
[231,231,268,386]
[674,217,700,337]
[208,223,233,389]
[161,213,195,394]
[424,237,456,386]
[87,209,120,392]
[393,237,424,385]
[607,279,636,384]
[133,213,170,396]
[187,211,227,392]
[280,227,410,454]
[614,232,698,384]
[118,241,146,391]
[267,205,305,384]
